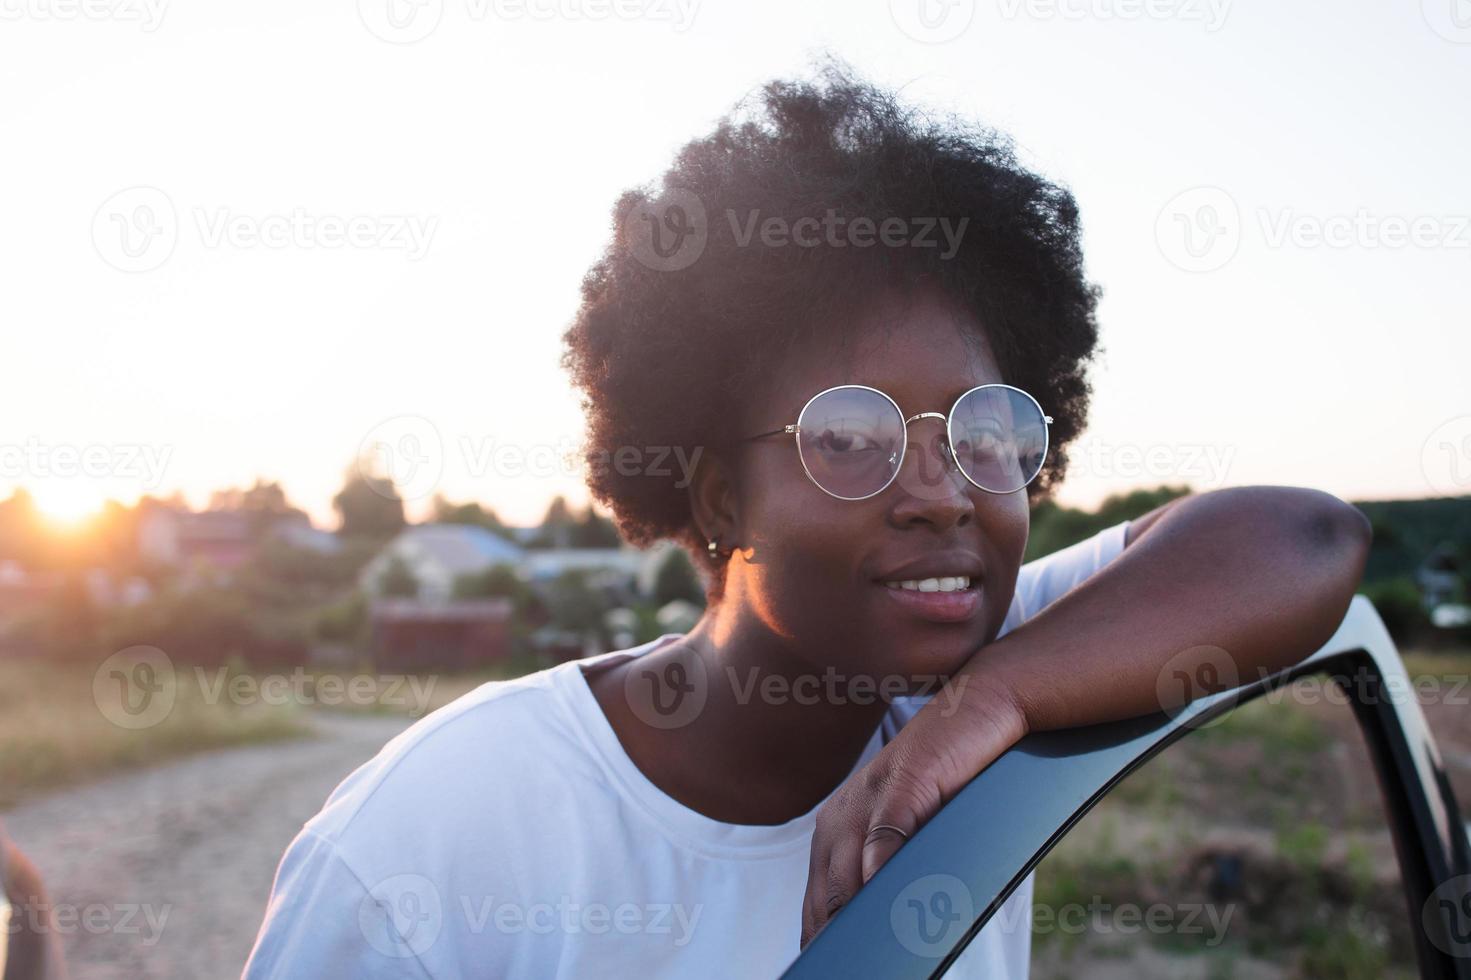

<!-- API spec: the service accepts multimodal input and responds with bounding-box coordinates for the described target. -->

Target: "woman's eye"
[819,429,880,452]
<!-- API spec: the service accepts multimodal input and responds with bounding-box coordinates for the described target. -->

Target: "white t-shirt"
[243,520,1130,979]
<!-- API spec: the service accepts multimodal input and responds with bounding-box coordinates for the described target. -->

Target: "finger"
[801,830,864,949]
[861,822,911,884]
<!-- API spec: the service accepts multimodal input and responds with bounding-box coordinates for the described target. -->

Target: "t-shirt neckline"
[557,633,886,860]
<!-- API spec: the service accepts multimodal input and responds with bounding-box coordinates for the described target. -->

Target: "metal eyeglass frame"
[743,383,1054,501]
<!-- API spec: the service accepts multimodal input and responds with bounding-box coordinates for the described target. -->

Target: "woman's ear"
[687,449,740,549]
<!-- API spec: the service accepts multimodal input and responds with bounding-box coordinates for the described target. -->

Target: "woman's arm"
[800,485,1372,947]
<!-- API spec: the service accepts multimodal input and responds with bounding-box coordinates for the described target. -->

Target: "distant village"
[0,476,1466,675]
[0,469,706,673]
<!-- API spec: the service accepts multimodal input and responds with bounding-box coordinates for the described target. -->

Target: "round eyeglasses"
[744,383,1053,500]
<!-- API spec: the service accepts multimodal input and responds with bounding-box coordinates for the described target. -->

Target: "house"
[360,524,527,602]
[368,597,515,671]
[137,504,338,569]
[360,524,676,603]
[1416,544,1466,611]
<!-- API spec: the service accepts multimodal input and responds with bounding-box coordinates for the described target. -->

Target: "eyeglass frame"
[742,383,1054,500]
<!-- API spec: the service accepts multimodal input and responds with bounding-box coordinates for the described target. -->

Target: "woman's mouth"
[876,575,981,623]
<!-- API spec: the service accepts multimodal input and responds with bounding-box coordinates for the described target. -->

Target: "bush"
[1361,577,1428,642]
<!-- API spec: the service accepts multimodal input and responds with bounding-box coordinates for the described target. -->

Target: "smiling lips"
[876,574,982,623]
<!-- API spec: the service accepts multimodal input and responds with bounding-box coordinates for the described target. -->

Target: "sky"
[2,0,1469,529]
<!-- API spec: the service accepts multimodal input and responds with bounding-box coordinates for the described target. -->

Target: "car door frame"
[782,596,1471,979]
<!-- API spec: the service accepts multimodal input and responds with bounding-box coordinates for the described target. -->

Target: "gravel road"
[2,713,413,980]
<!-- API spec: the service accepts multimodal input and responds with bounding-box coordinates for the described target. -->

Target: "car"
[784,595,1471,979]
[1,821,67,980]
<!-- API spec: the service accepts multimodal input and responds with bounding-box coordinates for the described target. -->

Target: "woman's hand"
[799,678,1027,949]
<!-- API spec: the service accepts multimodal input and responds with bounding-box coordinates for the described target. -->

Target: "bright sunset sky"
[2,0,1468,529]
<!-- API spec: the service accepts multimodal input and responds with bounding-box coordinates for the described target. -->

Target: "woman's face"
[719,286,1032,685]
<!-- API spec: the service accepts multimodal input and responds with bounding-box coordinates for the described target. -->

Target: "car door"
[783,596,1471,979]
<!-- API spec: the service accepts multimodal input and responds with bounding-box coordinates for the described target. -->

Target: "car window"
[1019,676,1421,980]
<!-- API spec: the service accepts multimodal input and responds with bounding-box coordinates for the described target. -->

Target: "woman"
[245,65,1370,978]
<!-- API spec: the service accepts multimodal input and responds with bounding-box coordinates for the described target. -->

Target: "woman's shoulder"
[303,656,615,849]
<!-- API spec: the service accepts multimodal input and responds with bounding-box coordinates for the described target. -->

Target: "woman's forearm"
[950,485,1373,738]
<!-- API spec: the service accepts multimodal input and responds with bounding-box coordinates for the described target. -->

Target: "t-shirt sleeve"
[1010,520,1132,627]
[242,828,436,980]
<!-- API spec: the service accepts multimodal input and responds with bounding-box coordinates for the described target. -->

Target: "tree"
[542,569,607,633]
[333,463,406,540]
[653,548,705,606]
[571,507,623,548]
[536,496,576,549]
[432,495,514,540]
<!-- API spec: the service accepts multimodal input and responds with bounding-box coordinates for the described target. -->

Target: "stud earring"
[707,538,720,558]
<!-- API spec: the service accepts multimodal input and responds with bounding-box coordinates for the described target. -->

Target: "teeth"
[884,576,971,593]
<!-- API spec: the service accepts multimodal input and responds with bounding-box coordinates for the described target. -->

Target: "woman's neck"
[584,601,892,825]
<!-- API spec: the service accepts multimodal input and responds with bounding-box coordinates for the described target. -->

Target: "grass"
[1027,646,1471,978]
[0,657,310,809]
[0,652,547,808]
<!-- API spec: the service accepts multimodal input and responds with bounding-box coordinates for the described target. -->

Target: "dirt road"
[2,713,413,980]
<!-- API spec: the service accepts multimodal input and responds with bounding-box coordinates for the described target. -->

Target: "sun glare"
[30,485,105,529]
